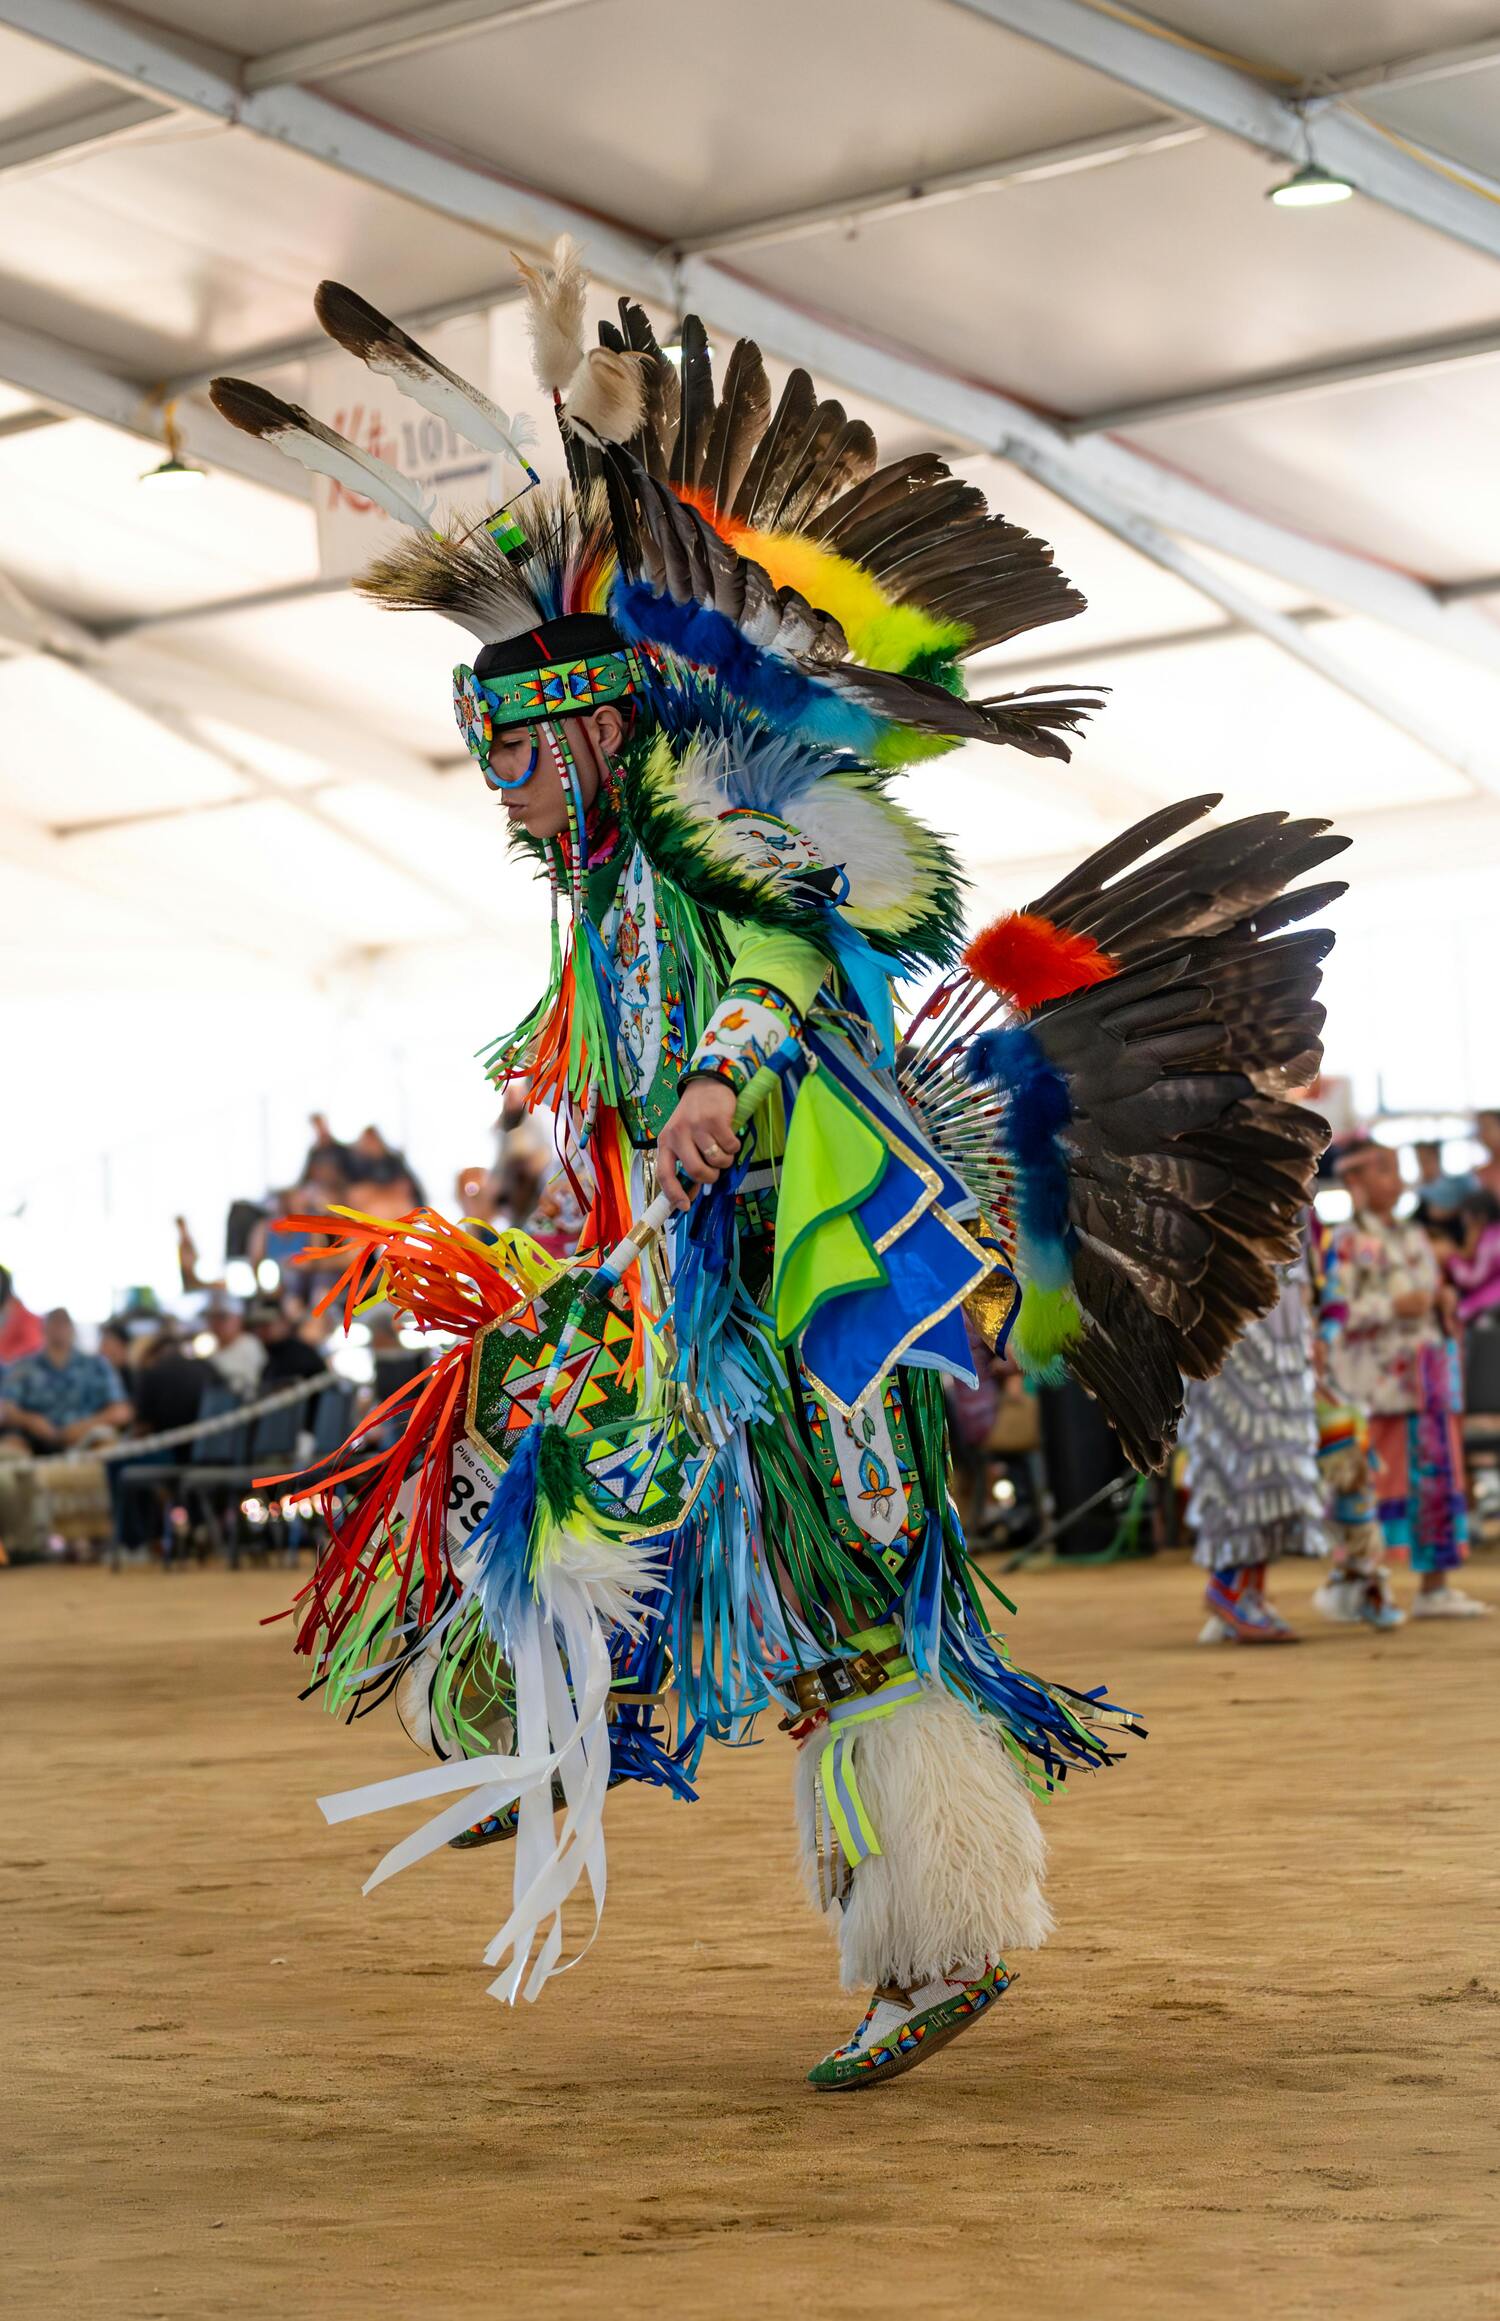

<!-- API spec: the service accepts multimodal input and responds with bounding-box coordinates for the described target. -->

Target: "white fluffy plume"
[562,346,648,448]
[513,233,589,394]
[795,1681,1052,1988]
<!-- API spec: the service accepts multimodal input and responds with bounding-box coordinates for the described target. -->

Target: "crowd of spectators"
[0,1103,571,1546]
[0,1279,335,1464]
[8,1095,1500,1567]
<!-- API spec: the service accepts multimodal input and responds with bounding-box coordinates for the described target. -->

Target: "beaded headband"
[452,649,643,766]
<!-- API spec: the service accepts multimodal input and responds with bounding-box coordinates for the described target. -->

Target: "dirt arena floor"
[5,1550,1498,2321]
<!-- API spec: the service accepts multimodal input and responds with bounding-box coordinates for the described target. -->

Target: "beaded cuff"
[685,980,800,1097]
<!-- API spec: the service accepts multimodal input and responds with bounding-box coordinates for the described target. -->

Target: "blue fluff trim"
[613,582,882,753]
[466,1421,543,1645]
[967,1023,1074,1261]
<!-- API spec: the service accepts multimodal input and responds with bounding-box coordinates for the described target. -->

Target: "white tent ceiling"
[3,0,1500,1248]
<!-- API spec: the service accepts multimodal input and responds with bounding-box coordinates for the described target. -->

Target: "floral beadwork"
[687,979,800,1097]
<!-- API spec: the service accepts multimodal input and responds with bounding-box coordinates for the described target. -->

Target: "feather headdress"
[214,243,1103,769]
[511,234,588,395]
[207,376,439,533]
[313,279,538,477]
[355,480,615,644]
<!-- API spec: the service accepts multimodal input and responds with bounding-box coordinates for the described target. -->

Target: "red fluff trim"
[963,911,1119,1011]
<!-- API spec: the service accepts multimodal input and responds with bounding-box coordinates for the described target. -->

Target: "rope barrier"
[38,1370,345,1466]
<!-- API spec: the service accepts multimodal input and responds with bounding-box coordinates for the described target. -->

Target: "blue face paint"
[482,726,539,792]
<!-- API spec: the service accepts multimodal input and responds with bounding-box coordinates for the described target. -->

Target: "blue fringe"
[667,1159,780,1437]
[608,1713,701,1799]
[897,1517,1118,1787]
[607,1615,703,1798]
[668,1429,809,1741]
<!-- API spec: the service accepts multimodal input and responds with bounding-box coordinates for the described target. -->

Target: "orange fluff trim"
[963,912,1119,1012]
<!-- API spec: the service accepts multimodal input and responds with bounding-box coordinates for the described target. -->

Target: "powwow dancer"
[213,242,1345,2088]
[1181,1262,1325,1645]
[1319,1138,1488,1621]
[1310,1398,1404,1629]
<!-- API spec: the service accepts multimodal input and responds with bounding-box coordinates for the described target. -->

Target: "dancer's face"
[1344,1145,1402,1217]
[494,706,623,842]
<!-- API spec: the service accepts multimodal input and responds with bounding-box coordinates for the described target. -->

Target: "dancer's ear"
[587,703,626,759]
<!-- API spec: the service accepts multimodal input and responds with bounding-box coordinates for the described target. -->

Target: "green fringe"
[750,1415,890,1637]
[314,1542,516,1760]
[565,909,621,1108]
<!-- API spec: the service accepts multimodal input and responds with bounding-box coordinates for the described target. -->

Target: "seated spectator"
[98,1318,135,1380]
[0,1309,132,1456]
[1447,1191,1500,1325]
[302,1112,355,1199]
[498,1148,545,1230]
[131,1326,218,1435]
[0,1266,45,1373]
[114,1328,221,1554]
[349,1124,425,1205]
[203,1302,267,1400]
[346,1125,425,1220]
[249,1300,331,1386]
[455,1164,501,1226]
[252,1183,322,1281]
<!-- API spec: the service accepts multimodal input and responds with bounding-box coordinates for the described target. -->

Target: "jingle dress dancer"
[213,241,1345,2087]
[1181,1262,1326,1644]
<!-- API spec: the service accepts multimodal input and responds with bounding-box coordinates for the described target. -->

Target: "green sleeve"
[722,919,831,1017]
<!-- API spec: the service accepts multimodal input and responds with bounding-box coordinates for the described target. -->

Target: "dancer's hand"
[657,1080,741,1211]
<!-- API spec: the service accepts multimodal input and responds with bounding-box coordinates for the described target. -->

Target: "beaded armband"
[684,980,800,1098]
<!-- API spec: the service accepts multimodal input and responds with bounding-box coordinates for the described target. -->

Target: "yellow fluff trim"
[736,527,967,673]
[869,726,959,768]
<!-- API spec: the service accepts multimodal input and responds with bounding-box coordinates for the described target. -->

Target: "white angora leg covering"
[795,1680,1053,1991]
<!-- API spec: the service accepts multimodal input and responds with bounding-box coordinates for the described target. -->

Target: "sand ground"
[4,1549,1498,2321]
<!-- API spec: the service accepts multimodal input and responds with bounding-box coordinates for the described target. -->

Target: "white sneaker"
[1314,1573,1405,1629]
[1313,1576,1363,1624]
[1411,1585,1491,1619]
[1197,1612,1234,1644]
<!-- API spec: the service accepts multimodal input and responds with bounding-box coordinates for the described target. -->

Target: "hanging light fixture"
[140,398,206,487]
[660,321,715,367]
[1268,106,1354,207]
[1268,160,1354,208]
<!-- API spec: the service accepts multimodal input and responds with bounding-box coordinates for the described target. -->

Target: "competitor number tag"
[446,1433,499,1557]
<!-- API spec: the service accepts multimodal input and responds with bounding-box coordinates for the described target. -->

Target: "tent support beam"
[2,0,1499,693]
[941,0,1500,263]
[1065,322,1500,436]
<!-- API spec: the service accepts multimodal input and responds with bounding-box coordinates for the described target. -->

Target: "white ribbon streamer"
[316,1565,618,2005]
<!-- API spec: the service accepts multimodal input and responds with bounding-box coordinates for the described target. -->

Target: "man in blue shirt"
[0,1309,133,1456]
